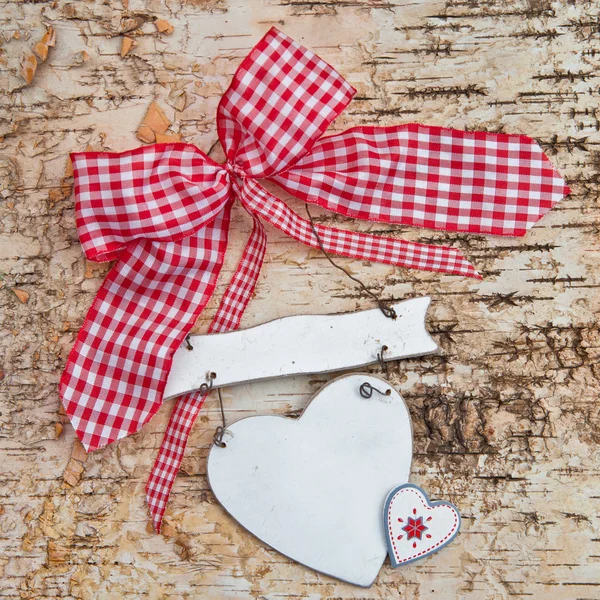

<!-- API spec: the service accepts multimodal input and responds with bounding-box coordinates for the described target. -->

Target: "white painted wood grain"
[207,373,413,587]
[165,297,438,399]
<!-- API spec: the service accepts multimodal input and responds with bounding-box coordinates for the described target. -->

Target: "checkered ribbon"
[60,28,569,532]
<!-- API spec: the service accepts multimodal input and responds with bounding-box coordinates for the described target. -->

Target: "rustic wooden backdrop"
[1,0,599,598]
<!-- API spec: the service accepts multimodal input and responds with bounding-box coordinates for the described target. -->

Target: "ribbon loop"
[217,27,356,178]
[72,144,231,262]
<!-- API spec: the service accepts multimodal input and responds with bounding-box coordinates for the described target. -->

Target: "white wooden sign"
[165,296,438,400]
[207,374,413,587]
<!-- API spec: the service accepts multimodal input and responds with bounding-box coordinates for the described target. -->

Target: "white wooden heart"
[207,374,413,587]
[384,484,461,567]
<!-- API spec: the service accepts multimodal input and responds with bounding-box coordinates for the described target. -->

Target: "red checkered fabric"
[217,28,355,177]
[273,125,569,237]
[144,389,208,526]
[71,144,231,261]
[61,27,570,532]
[207,205,268,334]
[60,207,232,451]
[241,177,478,277]
[146,201,267,529]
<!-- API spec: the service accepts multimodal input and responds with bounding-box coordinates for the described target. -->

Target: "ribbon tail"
[145,389,208,532]
[60,210,231,452]
[241,178,480,278]
[271,125,570,237]
[208,211,268,334]
[146,212,267,532]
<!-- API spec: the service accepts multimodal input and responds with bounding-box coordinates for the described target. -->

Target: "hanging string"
[195,372,226,447]
[213,387,227,448]
[305,204,397,320]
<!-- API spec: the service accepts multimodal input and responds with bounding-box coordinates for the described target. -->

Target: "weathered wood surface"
[0,1,599,598]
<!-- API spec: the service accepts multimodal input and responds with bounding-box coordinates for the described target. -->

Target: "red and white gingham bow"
[60,28,569,531]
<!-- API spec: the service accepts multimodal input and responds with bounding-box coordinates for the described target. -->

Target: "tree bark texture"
[0,0,599,598]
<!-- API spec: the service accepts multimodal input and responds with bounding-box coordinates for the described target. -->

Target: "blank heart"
[207,374,413,587]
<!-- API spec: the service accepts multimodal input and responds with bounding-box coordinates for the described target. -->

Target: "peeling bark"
[0,0,599,598]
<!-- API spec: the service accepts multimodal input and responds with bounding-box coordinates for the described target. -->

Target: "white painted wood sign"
[165,296,438,399]
[207,374,413,587]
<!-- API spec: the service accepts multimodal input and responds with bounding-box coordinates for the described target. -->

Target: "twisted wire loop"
[305,204,397,321]
[198,371,215,394]
[359,381,392,398]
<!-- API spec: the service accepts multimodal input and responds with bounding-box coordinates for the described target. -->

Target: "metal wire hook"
[213,388,227,448]
[196,372,227,448]
[359,381,392,398]
[198,372,215,394]
[377,344,389,376]
[305,204,397,321]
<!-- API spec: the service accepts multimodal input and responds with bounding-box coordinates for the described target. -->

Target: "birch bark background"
[1,0,599,598]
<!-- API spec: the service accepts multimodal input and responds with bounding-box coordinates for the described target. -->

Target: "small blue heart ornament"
[384,483,461,567]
